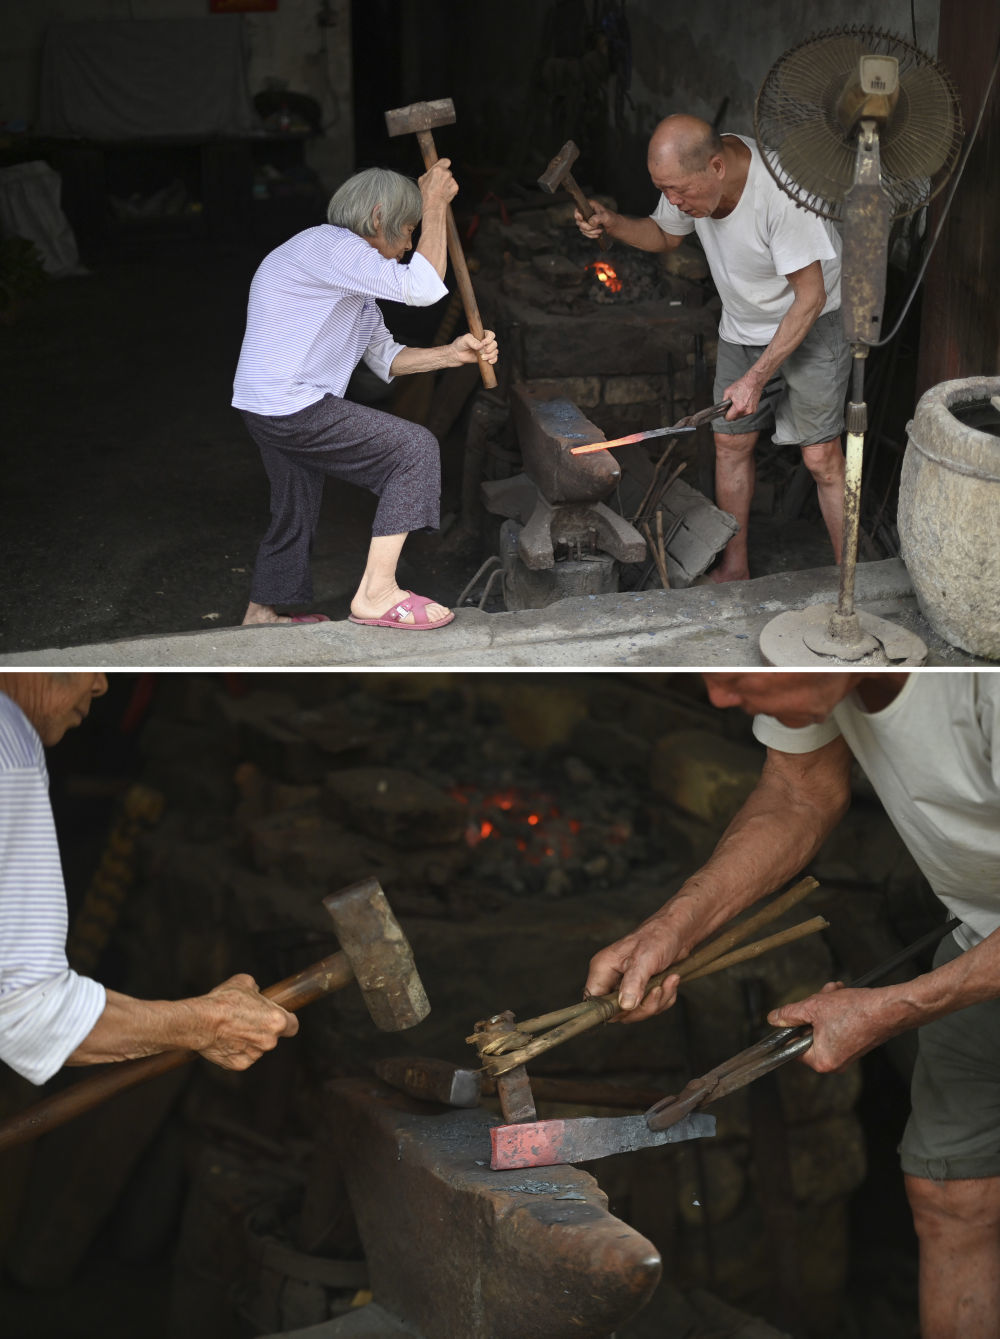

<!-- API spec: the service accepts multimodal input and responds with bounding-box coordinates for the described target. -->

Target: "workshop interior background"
[1,0,999,654]
[0,671,956,1338]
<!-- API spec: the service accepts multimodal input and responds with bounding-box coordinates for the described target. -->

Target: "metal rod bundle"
[471,876,824,1076]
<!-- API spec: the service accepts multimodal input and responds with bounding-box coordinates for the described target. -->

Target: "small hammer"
[538,140,610,251]
[0,877,429,1153]
[384,97,498,390]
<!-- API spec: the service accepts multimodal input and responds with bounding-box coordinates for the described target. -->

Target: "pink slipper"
[348,591,455,631]
[289,614,330,624]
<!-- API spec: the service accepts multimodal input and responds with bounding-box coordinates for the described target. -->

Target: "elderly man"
[576,115,850,582]
[586,671,1000,1339]
[0,673,297,1085]
[233,159,498,631]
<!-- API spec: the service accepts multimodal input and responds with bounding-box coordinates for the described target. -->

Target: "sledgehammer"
[385,96,498,390]
[538,139,610,251]
[0,878,429,1153]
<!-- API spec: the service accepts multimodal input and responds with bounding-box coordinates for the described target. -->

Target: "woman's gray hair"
[326,168,422,244]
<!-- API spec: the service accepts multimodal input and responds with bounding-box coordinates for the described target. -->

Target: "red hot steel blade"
[490,1110,715,1170]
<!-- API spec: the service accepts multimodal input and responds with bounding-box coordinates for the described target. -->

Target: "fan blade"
[882,63,961,183]
[775,121,855,206]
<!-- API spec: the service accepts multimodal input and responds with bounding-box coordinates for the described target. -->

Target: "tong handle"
[646,916,959,1132]
[681,398,732,428]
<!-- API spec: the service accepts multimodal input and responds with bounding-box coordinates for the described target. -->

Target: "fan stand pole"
[830,359,867,637]
[758,361,928,667]
[759,121,929,667]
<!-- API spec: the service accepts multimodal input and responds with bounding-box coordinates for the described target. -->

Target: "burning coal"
[587,260,623,294]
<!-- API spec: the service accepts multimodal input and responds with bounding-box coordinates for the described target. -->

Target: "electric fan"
[753,27,963,665]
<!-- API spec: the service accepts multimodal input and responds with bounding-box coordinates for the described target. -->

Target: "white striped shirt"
[232,225,449,416]
[0,694,105,1084]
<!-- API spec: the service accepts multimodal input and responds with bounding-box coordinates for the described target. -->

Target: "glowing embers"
[450,783,636,895]
[587,259,624,295]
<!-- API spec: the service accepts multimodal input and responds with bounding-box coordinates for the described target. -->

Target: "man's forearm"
[874,928,1000,1035]
[606,215,678,252]
[745,290,825,388]
[770,922,1000,1072]
[650,741,852,954]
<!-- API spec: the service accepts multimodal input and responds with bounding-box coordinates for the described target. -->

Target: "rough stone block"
[662,242,710,282]
[649,729,763,825]
[531,253,587,289]
[789,1114,867,1206]
[506,299,717,378]
[602,375,667,406]
[526,376,602,407]
[324,768,467,846]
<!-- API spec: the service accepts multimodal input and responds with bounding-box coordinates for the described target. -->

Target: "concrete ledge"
[1,561,990,668]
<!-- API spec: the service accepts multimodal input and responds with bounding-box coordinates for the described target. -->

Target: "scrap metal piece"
[490,1111,716,1170]
[475,1012,537,1124]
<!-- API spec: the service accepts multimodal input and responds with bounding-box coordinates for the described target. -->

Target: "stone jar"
[898,376,1000,659]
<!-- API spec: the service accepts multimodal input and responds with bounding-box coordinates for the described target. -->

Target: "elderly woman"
[233,159,497,630]
[0,673,297,1084]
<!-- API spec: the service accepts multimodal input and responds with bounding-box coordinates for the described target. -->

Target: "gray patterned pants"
[239,393,440,606]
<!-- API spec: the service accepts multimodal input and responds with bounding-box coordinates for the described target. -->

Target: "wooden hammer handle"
[0,951,354,1154]
[563,172,610,252]
[415,129,497,390]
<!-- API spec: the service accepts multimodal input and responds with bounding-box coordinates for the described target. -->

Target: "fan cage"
[754,25,963,222]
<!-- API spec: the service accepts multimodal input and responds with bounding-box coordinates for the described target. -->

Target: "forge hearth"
[475,202,719,439]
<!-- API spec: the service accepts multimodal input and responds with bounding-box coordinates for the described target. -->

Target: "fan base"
[759,603,928,666]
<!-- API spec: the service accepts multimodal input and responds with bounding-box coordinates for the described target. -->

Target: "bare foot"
[706,564,750,584]
[350,586,451,625]
[242,602,292,626]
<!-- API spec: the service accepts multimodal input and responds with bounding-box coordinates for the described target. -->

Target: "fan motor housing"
[838,55,899,131]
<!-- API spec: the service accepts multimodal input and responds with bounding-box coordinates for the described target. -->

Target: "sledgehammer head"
[385,97,456,138]
[538,139,581,194]
[323,878,430,1031]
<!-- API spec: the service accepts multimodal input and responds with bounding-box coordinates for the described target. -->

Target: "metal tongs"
[646,917,959,1133]
[569,398,733,455]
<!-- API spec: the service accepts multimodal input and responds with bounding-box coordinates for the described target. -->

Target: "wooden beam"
[916,3,1000,394]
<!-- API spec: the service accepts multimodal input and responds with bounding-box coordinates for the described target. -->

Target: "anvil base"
[260,1078,662,1339]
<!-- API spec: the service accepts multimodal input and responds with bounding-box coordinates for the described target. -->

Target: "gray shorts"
[899,933,1000,1182]
[713,308,851,447]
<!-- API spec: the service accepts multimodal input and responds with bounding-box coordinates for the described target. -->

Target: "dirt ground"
[0,237,478,656]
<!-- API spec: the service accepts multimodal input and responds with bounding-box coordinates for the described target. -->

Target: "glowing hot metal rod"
[569,399,733,455]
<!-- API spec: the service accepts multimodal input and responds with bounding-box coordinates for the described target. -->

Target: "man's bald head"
[648,115,723,176]
[646,115,732,219]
